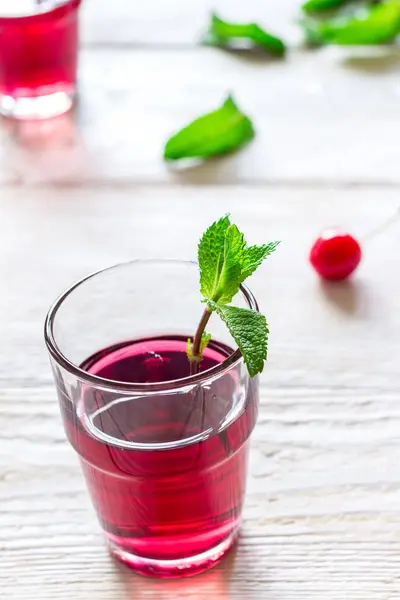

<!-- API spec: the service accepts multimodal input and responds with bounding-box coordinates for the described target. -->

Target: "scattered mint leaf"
[205,12,287,56]
[302,0,350,15]
[163,95,255,161]
[208,302,268,378]
[302,0,400,45]
[187,332,211,362]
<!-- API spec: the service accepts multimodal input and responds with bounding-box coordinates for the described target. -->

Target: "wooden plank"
[1,2,399,595]
[81,0,298,45]
[1,386,400,599]
[1,48,400,186]
[1,186,399,597]
[0,185,398,387]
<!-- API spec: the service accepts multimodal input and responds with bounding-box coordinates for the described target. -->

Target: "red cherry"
[310,229,362,281]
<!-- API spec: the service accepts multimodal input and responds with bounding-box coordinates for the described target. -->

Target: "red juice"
[0,0,81,118]
[57,336,258,577]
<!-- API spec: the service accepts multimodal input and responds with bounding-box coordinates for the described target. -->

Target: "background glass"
[0,0,81,119]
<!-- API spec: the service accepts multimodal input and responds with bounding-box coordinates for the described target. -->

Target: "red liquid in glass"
[58,337,258,576]
[0,1,80,99]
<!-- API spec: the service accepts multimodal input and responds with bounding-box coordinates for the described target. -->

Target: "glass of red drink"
[0,0,81,119]
[45,260,259,578]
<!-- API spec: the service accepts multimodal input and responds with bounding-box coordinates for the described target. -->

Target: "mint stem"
[189,306,231,455]
[189,307,212,375]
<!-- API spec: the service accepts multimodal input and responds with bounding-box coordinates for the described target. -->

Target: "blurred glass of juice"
[0,0,81,119]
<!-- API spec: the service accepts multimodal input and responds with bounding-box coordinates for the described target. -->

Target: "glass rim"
[44,259,259,393]
[0,1,81,23]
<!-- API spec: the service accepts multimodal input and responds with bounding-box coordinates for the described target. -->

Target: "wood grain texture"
[1,0,400,596]
[1,186,399,598]
[1,386,400,599]
[1,47,400,186]
[1,186,399,385]
[81,0,299,45]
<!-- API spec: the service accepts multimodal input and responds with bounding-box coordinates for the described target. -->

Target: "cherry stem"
[363,206,400,242]
[189,308,212,376]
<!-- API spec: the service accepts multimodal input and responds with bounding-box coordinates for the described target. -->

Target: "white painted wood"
[1,185,399,384]
[1,183,399,597]
[1,48,400,186]
[81,0,300,45]
[1,177,400,597]
[1,385,400,599]
[1,1,400,595]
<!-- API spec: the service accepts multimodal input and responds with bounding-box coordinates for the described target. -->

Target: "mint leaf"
[205,12,287,56]
[198,217,279,305]
[214,224,246,304]
[302,0,350,14]
[198,217,247,305]
[187,332,211,362]
[198,220,246,305]
[242,242,281,280]
[164,95,255,161]
[303,0,400,45]
[208,302,268,378]
[198,215,231,300]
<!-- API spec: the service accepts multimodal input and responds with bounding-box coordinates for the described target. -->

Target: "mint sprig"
[188,215,280,378]
[163,95,255,162]
[204,12,287,56]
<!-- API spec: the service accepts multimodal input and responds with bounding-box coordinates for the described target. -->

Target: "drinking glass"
[0,0,81,119]
[45,260,260,578]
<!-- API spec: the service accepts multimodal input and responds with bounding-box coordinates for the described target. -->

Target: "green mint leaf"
[187,331,212,362]
[198,219,246,305]
[214,224,246,304]
[194,216,279,374]
[302,0,350,15]
[186,338,194,361]
[208,302,268,378]
[241,242,281,280]
[205,12,286,56]
[198,217,279,305]
[201,332,212,352]
[198,215,231,300]
[163,95,255,161]
[304,0,400,45]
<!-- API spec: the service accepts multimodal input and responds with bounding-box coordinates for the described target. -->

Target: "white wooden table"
[1,1,400,598]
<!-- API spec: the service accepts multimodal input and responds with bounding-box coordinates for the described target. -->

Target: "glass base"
[0,89,75,120]
[107,529,239,578]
